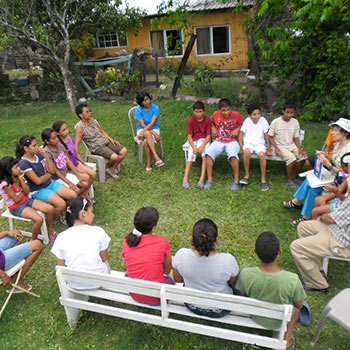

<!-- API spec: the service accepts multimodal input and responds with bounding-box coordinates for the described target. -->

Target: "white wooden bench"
[0,199,49,244]
[56,267,293,350]
[182,130,305,162]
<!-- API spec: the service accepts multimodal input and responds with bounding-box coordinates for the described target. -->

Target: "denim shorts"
[10,198,34,217]
[0,236,32,271]
[206,140,240,161]
[32,180,64,203]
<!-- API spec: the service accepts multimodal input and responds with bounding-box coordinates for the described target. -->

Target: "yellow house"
[92,0,252,70]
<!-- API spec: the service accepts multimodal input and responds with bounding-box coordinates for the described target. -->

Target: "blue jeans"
[0,236,32,271]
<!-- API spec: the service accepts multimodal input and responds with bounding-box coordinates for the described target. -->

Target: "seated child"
[0,229,42,292]
[204,98,245,191]
[75,103,128,179]
[135,92,164,173]
[51,198,111,290]
[182,101,212,189]
[121,207,172,305]
[172,218,239,318]
[52,120,96,192]
[312,152,350,219]
[236,231,305,350]
[268,104,307,189]
[239,103,271,191]
[0,156,55,241]
[42,128,89,199]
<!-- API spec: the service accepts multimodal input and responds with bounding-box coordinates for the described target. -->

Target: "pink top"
[122,234,171,304]
[211,110,244,143]
[0,180,28,211]
[60,136,79,167]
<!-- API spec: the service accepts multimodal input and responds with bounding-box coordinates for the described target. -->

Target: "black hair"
[15,135,36,159]
[341,152,350,166]
[255,231,280,264]
[125,207,159,247]
[52,121,70,153]
[0,156,18,185]
[247,103,261,115]
[41,128,54,146]
[66,197,91,227]
[218,98,231,108]
[193,100,205,110]
[136,91,152,107]
[192,218,218,257]
[282,103,295,111]
[75,103,88,119]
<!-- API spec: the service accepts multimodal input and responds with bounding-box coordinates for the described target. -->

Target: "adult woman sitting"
[283,118,350,226]
[135,92,164,173]
[172,218,239,318]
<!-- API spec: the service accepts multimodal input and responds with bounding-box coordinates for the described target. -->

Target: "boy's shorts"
[56,172,80,188]
[206,140,240,161]
[10,198,35,217]
[137,129,160,143]
[330,197,343,212]
[187,139,211,162]
[32,180,64,203]
[0,236,32,271]
[279,144,307,166]
[93,141,124,160]
[243,143,266,155]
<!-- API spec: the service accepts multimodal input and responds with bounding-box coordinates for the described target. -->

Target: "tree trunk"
[58,61,78,113]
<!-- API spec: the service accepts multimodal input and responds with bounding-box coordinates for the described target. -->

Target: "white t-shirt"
[241,116,269,146]
[172,248,239,294]
[51,225,111,274]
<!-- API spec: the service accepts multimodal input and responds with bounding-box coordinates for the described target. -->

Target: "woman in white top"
[51,198,111,289]
[172,218,239,318]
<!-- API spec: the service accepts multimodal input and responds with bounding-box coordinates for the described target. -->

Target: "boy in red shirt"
[204,98,245,191]
[182,101,212,189]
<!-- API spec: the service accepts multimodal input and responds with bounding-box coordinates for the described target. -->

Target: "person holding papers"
[282,118,350,227]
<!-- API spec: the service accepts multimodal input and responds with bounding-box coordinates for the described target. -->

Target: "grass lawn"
[0,99,348,350]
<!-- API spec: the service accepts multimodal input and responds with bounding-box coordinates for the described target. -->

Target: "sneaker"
[286,181,299,190]
[303,285,329,294]
[260,182,269,191]
[204,181,214,190]
[239,178,249,185]
[230,182,240,192]
[106,168,119,179]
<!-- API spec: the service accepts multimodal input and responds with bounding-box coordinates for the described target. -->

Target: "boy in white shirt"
[239,104,271,191]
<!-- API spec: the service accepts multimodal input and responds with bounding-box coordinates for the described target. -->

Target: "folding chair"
[128,106,164,164]
[0,259,39,318]
[311,288,350,346]
[322,256,350,277]
[0,199,49,245]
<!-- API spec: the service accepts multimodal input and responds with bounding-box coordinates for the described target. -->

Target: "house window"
[96,32,128,48]
[195,25,230,55]
[150,29,183,57]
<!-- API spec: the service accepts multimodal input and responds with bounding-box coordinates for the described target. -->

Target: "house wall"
[93,9,249,70]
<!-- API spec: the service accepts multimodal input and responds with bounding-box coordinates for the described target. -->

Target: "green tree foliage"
[0,0,144,111]
[246,0,350,120]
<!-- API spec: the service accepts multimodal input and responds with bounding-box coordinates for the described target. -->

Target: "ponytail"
[41,128,53,146]
[52,121,69,152]
[125,207,159,247]
[15,135,36,159]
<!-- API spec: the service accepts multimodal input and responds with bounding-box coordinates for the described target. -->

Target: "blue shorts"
[0,236,32,271]
[206,140,240,161]
[32,180,64,203]
[10,198,35,217]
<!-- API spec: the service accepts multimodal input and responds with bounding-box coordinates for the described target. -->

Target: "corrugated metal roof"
[188,0,253,11]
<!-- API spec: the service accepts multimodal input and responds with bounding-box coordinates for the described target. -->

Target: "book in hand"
[314,152,323,179]
[299,168,334,188]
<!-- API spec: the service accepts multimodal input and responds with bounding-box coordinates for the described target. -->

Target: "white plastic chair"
[311,288,350,346]
[128,106,164,164]
[0,199,49,245]
[322,256,350,277]
[81,140,107,183]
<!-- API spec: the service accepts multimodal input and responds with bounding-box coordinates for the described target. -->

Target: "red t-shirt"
[121,234,171,304]
[186,115,212,141]
[210,110,244,143]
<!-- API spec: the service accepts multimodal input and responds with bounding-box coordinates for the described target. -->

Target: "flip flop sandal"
[286,335,295,350]
[291,217,309,227]
[282,200,303,210]
[145,167,152,173]
[182,182,190,189]
[196,181,204,189]
[7,284,32,294]
[155,160,165,167]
